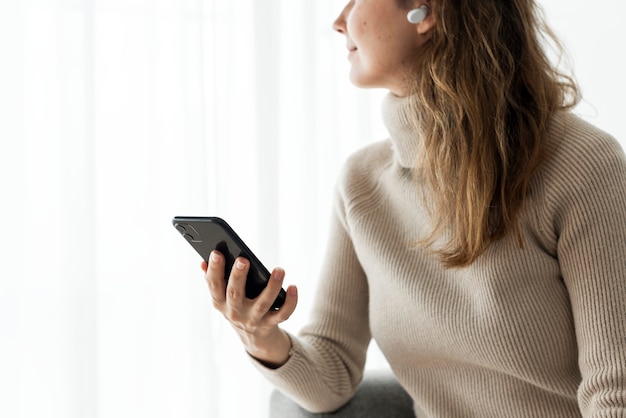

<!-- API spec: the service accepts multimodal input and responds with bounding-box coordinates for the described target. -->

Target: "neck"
[381,92,423,169]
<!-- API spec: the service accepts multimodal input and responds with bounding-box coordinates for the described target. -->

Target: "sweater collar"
[381,92,422,169]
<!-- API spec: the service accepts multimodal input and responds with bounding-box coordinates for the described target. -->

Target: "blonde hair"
[406,0,579,267]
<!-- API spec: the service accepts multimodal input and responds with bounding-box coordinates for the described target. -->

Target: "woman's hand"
[201,250,298,368]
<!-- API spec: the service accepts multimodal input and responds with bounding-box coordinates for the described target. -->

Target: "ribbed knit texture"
[254,93,626,417]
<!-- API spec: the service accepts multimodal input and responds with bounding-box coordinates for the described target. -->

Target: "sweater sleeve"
[552,129,626,417]
[250,179,372,413]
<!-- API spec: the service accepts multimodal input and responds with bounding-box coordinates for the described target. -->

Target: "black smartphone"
[172,216,286,311]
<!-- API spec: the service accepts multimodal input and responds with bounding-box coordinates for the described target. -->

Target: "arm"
[555,136,626,416]
[202,187,371,413]
[250,194,372,413]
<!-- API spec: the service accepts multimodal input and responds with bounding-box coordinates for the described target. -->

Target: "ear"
[409,2,435,35]
[415,8,435,35]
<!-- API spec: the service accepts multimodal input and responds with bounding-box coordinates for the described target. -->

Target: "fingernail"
[273,268,285,281]
[236,259,247,270]
[288,286,297,296]
[210,252,221,263]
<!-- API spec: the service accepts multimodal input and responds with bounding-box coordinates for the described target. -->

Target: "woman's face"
[333,0,432,96]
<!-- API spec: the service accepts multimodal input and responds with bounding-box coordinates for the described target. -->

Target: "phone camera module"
[175,223,202,242]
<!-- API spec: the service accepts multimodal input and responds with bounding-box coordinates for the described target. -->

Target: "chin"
[349,72,376,89]
[349,72,405,94]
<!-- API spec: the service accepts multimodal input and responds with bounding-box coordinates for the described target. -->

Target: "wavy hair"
[404,0,579,267]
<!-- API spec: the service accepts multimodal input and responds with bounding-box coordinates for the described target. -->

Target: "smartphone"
[172,216,286,311]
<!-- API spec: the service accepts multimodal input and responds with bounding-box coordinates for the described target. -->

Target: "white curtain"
[0,1,623,417]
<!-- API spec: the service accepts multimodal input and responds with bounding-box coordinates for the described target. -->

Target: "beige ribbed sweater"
[256,94,626,417]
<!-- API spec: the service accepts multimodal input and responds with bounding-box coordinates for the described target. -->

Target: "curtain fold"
[1,1,623,417]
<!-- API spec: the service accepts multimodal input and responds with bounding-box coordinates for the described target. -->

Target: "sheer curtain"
[0,1,623,418]
[0,1,387,417]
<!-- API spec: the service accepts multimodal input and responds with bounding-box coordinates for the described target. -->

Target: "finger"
[201,260,208,273]
[206,251,227,309]
[226,257,249,310]
[252,267,286,315]
[266,284,298,326]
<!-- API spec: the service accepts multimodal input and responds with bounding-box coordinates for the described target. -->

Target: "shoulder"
[543,112,626,179]
[331,139,398,219]
[337,139,395,193]
[341,139,394,173]
[533,111,626,233]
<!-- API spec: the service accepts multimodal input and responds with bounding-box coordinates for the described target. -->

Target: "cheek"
[346,8,373,41]
[346,18,363,41]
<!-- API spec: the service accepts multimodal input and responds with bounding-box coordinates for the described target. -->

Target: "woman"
[202,0,626,416]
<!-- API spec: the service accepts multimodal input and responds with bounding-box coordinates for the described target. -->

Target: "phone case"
[172,216,286,310]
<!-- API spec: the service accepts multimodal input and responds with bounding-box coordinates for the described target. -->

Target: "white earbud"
[407,6,429,24]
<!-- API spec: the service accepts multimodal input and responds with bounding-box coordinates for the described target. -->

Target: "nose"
[333,14,345,34]
[333,3,349,34]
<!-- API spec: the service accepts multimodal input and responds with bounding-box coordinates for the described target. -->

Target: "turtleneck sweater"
[254,93,626,417]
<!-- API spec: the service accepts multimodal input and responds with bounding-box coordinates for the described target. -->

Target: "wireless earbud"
[407,6,429,24]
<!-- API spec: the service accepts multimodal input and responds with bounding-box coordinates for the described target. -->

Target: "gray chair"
[269,370,415,417]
